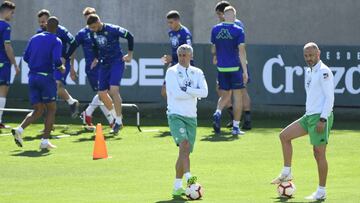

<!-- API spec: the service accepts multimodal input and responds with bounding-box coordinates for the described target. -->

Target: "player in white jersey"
[271,42,334,201]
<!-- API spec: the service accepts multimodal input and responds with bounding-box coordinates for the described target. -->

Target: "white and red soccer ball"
[185,183,204,200]
[277,181,296,198]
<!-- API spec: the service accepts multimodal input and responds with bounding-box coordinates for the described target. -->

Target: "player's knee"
[180,140,191,154]
[279,131,289,142]
[313,147,326,161]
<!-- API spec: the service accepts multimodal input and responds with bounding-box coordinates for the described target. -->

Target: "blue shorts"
[54,59,70,85]
[86,65,99,92]
[0,62,11,86]
[98,59,124,91]
[218,71,245,90]
[28,73,57,105]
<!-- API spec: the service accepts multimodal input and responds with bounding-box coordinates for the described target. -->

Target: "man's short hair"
[304,42,319,50]
[177,44,193,55]
[166,10,180,20]
[37,9,51,18]
[83,7,96,16]
[224,6,236,15]
[215,1,230,12]
[86,14,100,25]
[0,1,15,12]
[47,16,59,29]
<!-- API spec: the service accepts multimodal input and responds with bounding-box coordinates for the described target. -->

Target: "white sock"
[0,97,6,123]
[86,95,100,116]
[66,96,77,105]
[17,126,24,134]
[317,186,326,193]
[174,178,182,190]
[110,109,117,120]
[233,120,240,128]
[184,172,192,181]
[215,109,221,115]
[100,105,113,124]
[41,138,49,144]
[281,166,291,176]
[116,116,123,125]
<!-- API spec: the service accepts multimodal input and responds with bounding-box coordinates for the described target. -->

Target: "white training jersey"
[304,60,334,118]
[165,63,208,118]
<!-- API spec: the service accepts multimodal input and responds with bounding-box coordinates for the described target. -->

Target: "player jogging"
[37,9,79,118]
[12,16,65,149]
[211,6,248,136]
[271,42,334,201]
[165,44,208,196]
[161,10,193,98]
[214,1,252,130]
[87,14,134,134]
[0,1,19,128]
[73,7,114,128]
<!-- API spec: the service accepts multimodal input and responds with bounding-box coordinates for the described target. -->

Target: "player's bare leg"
[213,90,231,133]
[161,83,167,99]
[173,140,192,196]
[56,81,79,118]
[271,120,307,184]
[241,88,252,130]
[0,85,9,128]
[231,89,244,136]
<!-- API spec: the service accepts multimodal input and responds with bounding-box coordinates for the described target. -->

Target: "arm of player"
[165,70,193,100]
[4,25,19,75]
[211,45,217,65]
[319,69,335,119]
[186,71,208,98]
[122,30,134,63]
[238,44,248,84]
[70,52,77,81]
[53,40,65,73]
[23,39,32,64]
[64,29,77,59]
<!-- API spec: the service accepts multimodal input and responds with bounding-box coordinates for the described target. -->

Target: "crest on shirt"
[178,71,183,78]
[96,35,107,47]
[170,35,179,48]
[323,73,329,79]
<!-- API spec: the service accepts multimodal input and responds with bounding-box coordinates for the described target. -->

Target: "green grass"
[0,117,359,203]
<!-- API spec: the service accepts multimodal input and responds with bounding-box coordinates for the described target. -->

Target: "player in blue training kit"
[161,10,193,98]
[37,9,79,118]
[214,1,252,130]
[12,16,65,149]
[73,7,114,129]
[211,6,249,136]
[87,14,134,134]
[0,1,19,128]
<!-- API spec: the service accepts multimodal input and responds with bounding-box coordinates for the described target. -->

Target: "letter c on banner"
[263,54,284,93]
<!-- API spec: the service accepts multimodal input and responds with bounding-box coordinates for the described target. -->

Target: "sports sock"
[317,186,326,193]
[100,105,113,124]
[86,95,100,116]
[281,166,291,176]
[0,97,6,123]
[17,126,24,134]
[233,120,240,128]
[41,138,49,144]
[116,116,123,125]
[174,178,182,190]
[215,109,221,115]
[66,96,77,105]
[184,172,192,181]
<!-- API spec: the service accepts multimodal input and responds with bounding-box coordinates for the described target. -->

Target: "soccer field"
[0,117,359,203]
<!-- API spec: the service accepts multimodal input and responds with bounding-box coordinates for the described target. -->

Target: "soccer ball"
[277,181,296,198]
[185,183,204,200]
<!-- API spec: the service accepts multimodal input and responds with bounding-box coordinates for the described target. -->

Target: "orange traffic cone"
[93,123,109,160]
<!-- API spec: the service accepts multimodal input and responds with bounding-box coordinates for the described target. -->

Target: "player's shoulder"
[189,65,204,75]
[319,61,332,73]
[105,23,121,30]
[180,25,191,34]
[0,20,10,30]
[235,19,245,28]
[57,25,69,33]
[77,27,89,35]
[212,23,223,29]
[167,64,178,73]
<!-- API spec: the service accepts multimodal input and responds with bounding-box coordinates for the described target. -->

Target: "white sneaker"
[271,173,293,184]
[39,141,57,149]
[305,191,326,200]
[11,128,23,147]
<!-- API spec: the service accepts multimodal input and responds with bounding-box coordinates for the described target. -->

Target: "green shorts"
[299,113,334,146]
[167,114,197,153]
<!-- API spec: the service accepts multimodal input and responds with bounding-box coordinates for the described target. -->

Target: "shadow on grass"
[271,196,325,203]
[73,134,122,142]
[11,149,50,157]
[155,196,188,203]
[153,131,171,138]
[200,132,239,142]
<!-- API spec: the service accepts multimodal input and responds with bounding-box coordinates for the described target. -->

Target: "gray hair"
[177,44,193,55]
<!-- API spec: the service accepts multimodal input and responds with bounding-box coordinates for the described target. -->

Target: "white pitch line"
[142,129,160,132]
